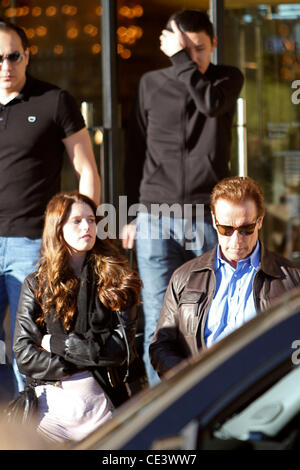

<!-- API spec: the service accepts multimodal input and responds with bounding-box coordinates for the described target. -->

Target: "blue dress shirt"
[204,242,261,347]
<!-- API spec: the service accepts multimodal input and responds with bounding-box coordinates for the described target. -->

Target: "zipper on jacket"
[199,271,216,348]
[107,369,114,387]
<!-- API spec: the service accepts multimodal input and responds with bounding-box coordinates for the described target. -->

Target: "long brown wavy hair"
[35,191,141,330]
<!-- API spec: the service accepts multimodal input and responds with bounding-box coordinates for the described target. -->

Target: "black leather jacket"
[150,244,300,377]
[13,273,137,407]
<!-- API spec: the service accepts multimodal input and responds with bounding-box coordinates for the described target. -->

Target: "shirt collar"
[17,73,32,101]
[216,241,261,271]
[2,75,30,106]
[0,74,30,106]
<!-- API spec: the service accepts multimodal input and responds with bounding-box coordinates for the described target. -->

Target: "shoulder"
[22,271,39,292]
[209,63,244,82]
[139,67,174,89]
[170,247,216,290]
[24,76,79,106]
[22,76,67,112]
[272,252,300,272]
[261,246,300,278]
[137,67,178,106]
[24,75,61,96]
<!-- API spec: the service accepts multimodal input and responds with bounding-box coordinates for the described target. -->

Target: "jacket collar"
[189,242,282,279]
[204,63,215,78]
[259,243,282,278]
[190,246,217,272]
[5,74,33,104]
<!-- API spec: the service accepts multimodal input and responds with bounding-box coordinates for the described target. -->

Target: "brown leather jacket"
[150,244,300,377]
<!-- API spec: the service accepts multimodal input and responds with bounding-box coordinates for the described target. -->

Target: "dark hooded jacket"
[125,49,244,209]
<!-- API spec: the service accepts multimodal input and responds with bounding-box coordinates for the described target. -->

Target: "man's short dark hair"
[166,10,214,43]
[0,18,29,50]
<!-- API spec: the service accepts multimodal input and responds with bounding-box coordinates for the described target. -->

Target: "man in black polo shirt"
[0,19,100,401]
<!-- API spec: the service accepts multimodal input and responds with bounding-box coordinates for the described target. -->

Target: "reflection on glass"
[224,3,300,262]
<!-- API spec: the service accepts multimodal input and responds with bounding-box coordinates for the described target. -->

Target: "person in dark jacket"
[0,18,100,400]
[122,10,244,385]
[13,192,141,443]
[150,176,300,378]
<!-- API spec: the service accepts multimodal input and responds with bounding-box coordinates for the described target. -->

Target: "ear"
[257,215,264,230]
[24,47,30,66]
[212,36,218,51]
[211,212,217,230]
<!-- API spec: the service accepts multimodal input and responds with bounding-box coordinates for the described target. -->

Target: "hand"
[121,224,136,249]
[118,306,138,324]
[65,333,90,361]
[160,20,187,57]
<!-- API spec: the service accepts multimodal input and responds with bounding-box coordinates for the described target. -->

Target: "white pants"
[35,371,112,443]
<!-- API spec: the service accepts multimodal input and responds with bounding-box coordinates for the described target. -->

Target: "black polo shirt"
[0,74,85,238]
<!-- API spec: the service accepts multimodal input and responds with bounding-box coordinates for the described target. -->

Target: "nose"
[1,58,12,71]
[81,219,89,231]
[229,229,244,245]
[190,50,198,63]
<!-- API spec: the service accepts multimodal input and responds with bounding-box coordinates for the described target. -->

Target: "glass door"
[224,2,300,261]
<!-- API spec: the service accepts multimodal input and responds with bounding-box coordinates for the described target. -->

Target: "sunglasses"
[0,51,24,65]
[215,217,260,237]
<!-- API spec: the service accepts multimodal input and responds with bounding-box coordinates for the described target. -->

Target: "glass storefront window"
[0,0,103,109]
[224,2,300,261]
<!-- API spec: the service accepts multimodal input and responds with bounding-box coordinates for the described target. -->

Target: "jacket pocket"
[178,291,205,336]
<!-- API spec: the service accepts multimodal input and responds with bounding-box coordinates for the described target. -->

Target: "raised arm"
[171,52,244,117]
[160,20,244,117]
[63,127,101,205]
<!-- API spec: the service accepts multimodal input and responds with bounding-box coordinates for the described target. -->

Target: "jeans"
[0,236,41,401]
[135,211,217,386]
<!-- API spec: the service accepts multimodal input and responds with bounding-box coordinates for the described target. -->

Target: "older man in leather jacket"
[150,176,300,377]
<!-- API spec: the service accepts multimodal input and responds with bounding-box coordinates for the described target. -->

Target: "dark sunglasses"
[215,217,260,236]
[0,51,24,65]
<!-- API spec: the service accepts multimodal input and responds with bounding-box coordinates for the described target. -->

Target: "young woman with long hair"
[13,192,141,443]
